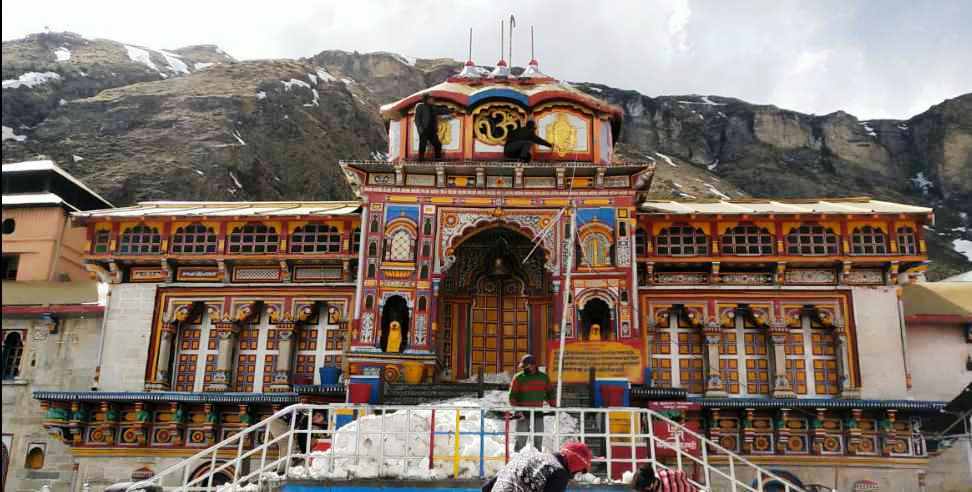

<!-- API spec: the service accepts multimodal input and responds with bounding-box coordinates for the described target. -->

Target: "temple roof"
[639,198,933,216]
[72,200,361,220]
[379,78,624,120]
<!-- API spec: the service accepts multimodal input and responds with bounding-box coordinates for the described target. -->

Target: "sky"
[3,0,970,119]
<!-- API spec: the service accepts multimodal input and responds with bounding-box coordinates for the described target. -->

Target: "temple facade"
[12,63,966,491]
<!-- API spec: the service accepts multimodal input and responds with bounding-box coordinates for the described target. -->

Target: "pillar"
[150,322,178,390]
[269,322,297,392]
[834,315,861,399]
[206,319,241,392]
[770,319,794,398]
[704,319,726,397]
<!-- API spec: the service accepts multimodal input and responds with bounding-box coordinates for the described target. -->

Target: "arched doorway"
[380,295,410,352]
[581,298,612,340]
[440,226,552,379]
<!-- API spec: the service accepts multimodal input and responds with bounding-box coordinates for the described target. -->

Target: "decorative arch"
[440,215,556,274]
[384,217,417,262]
[189,462,234,487]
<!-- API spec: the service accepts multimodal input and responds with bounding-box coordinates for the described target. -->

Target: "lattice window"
[679,358,704,395]
[171,223,217,254]
[655,224,708,256]
[785,224,839,255]
[720,223,774,255]
[719,329,740,394]
[896,226,918,255]
[234,325,260,392]
[228,223,279,254]
[652,310,704,394]
[172,313,217,392]
[92,229,111,254]
[581,232,612,267]
[785,330,809,395]
[851,226,888,255]
[635,228,648,256]
[118,224,161,255]
[811,328,839,395]
[290,223,341,253]
[351,227,362,255]
[1,331,24,380]
[385,229,415,261]
[294,324,318,384]
[744,331,770,395]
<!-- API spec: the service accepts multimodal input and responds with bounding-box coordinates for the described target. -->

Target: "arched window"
[418,297,427,311]
[851,226,888,255]
[368,242,378,258]
[118,224,161,255]
[423,219,433,236]
[25,446,44,470]
[351,227,362,255]
[92,229,111,254]
[367,263,376,279]
[581,232,612,267]
[420,264,429,279]
[370,215,380,233]
[385,229,415,262]
[720,223,774,255]
[421,241,431,257]
[290,223,341,253]
[2,332,24,380]
[171,223,217,254]
[228,223,279,254]
[1,218,14,234]
[785,224,839,255]
[655,224,708,256]
[897,226,918,255]
[365,296,374,310]
[635,228,648,256]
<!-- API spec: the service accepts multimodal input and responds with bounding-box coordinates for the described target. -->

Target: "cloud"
[2,0,969,119]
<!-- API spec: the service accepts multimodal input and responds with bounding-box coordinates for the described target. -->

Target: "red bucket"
[348,383,373,403]
[600,385,626,407]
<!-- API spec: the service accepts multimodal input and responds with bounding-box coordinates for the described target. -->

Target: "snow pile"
[232,131,246,146]
[911,172,933,194]
[290,391,579,480]
[72,155,84,162]
[2,126,27,142]
[2,71,62,89]
[195,62,215,70]
[125,45,159,72]
[315,68,337,83]
[707,159,719,171]
[54,47,71,62]
[704,183,730,200]
[655,152,677,167]
[953,239,972,262]
[341,77,356,85]
[160,51,190,74]
[229,172,244,190]
[281,78,311,91]
[859,122,877,137]
[255,91,267,100]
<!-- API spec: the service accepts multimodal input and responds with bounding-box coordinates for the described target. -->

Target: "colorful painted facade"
[23,64,963,490]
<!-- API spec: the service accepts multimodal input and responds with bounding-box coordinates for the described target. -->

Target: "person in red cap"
[482,441,593,492]
[509,354,555,450]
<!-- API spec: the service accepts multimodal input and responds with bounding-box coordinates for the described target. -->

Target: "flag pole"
[555,203,575,408]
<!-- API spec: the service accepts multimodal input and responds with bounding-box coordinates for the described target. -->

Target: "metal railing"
[128,404,805,492]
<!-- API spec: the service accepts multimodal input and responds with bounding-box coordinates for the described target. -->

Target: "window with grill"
[228,223,279,254]
[896,226,918,255]
[351,227,362,255]
[385,229,415,261]
[92,229,111,254]
[2,331,24,380]
[171,223,217,254]
[655,224,708,256]
[290,223,341,253]
[720,223,774,255]
[580,232,612,267]
[851,226,888,255]
[118,224,161,255]
[635,228,648,256]
[786,224,839,255]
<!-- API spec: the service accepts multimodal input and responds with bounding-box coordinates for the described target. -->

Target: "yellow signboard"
[548,341,644,383]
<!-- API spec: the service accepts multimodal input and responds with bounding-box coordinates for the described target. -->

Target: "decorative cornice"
[33,391,299,404]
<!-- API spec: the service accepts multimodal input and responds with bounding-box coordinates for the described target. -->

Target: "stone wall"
[74,456,182,491]
[907,322,972,401]
[2,315,102,492]
[97,283,158,392]
[851,286,910,400]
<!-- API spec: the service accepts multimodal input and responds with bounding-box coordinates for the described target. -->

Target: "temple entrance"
[581,298,612,341]
[439,226,552,379]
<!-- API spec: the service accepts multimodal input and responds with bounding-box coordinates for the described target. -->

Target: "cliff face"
[3,34,969,278]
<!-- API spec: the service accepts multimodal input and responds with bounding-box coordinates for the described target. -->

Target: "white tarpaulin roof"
[73,201,361,219]
[640,198,932,215]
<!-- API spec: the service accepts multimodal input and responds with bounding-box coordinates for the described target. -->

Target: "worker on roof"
[482,441,593,492]
[414,93,451,161]
[504,120,553,162]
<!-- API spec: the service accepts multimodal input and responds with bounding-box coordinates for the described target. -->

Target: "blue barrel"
[319,367,342,385]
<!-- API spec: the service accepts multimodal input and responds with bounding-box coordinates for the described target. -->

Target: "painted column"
[152,321,178,388]
[835,314,861,399]
[206,319,241,392]
[704,318,726,397]
[770,318,794,398]
[269,321,297,392]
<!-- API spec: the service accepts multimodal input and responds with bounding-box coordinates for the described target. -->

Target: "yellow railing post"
[454,408,461,478]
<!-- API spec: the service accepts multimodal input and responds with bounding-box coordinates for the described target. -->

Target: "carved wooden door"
[471,277,530,375]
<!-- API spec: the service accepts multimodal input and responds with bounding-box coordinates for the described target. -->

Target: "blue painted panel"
[385,205,420,224]
[576,208,616,229]
[468,88,530,107]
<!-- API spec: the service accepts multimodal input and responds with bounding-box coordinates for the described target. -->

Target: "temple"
[12,57,966,489]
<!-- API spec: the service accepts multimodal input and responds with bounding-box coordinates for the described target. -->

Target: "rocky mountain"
[2,32,969,278]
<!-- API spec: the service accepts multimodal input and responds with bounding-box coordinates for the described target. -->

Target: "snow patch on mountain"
[125,45,159,72]
[2,71,62,89]
[53,47,71,62]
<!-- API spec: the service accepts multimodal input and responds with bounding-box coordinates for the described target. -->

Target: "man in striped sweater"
[510,354,556,451]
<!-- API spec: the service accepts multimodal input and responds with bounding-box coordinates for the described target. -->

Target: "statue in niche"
[589,323,602,341]
[386,321,403,353]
